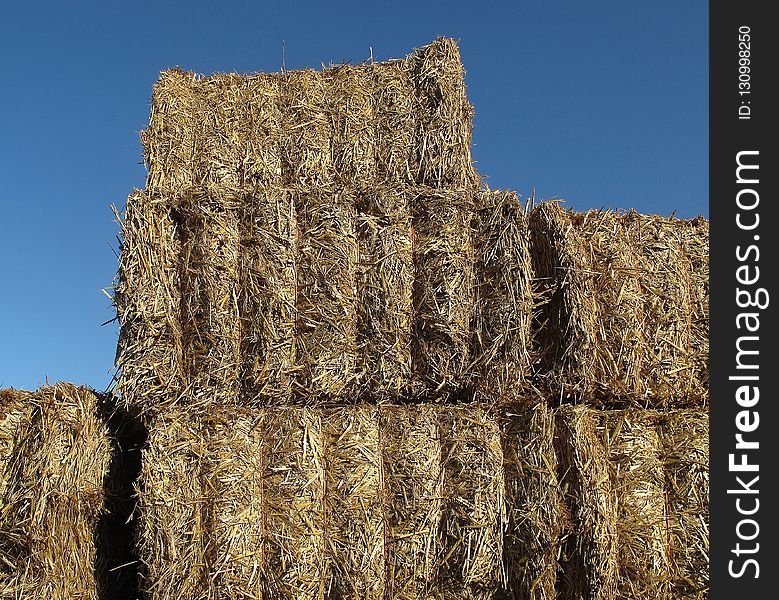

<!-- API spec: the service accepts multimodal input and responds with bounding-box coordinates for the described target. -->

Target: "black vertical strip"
[710,1,778,597]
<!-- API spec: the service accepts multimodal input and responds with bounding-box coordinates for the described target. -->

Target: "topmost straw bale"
[141,37,480,197]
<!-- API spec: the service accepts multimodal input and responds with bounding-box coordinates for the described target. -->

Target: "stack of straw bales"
[110,36,710,599]
[115,37,517,412]
[0,384,113,599]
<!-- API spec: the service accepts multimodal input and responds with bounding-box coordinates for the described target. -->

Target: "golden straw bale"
[473,190,534,403]
[555,406,710,599]
[136,412,208,600]
[502,402,561,600]
[530,203,708,407]
[356,187,414,400]
[372,60,417,188]
[659,410,709,599]
[239,187,297,404]
[114,190,183,414]
[380,405,444,599]
[438,406,504,599]
[407,37,480,189]
[326,65,377,192]
[294,187,359,401]
[411,187,476,397]
[175,189,242,408]
[0,385,112,600]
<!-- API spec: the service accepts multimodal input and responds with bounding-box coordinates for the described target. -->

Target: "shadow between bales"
[96,398,147,600]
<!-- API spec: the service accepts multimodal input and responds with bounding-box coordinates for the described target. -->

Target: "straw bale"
[0,384,112,600]
[502,402,560,600]
[324,407,385,599]
[136,412,208,600]
[176,189,242,408]
[659,410,709,599]
[356,187,414,399]
[379,405,444,599]
[239,188,297,404]
[294,187,359,401]
[439,406,504,599]
[279,69,334,188]
[407,38,480,189]
[554,406,618,600]
[142,69,202,195]
[472,190,534,403]
[372,60,417,187]
[556,406,710,599]
[411,187,476,397]
[530,202,708,406]
[0,391,33,500]
[114,190,183,414]
[327,64,377,191]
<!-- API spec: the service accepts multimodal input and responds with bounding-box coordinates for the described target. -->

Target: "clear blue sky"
[0,1,707,391]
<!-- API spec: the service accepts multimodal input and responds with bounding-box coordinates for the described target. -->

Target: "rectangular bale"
[411,187,476,397]
[659,411,709,599]
[530,203,708,406]
[372,60,417,188]
[502,402,560,600]
[439,406,504,599]
[115,190,183,414]
[554,406,619,600]
[279,69,334,188]
[324,407,385,599]
[137,412,209,600]
[326,64,377,191]
[239,188,297,404]
[407,38,480,189]
[0,385,112,600]
[356,187,414,400]
[294,188,359,401]
[473,190,534,403]
[142,69,203,195]
[176,190,242,408]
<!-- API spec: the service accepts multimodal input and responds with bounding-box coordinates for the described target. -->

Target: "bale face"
[472,190,534,403]
[555,406,710,600]
[239,188,297,404]
[0,385,112,600]
[293,188,359,401]
[176,190,242,408]
[114,190,183,414]
[530,203,708,407]
[411,187,476,396]
[502,403,561,600]
[136,403,561,599]
[355,187,414,399]
[408,37,480,189]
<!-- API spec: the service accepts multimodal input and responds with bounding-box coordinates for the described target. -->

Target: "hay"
[408,37,480,189]
[0,384,112,600]
[530,202,708,407]
[356,187,414,399]
[114,190,183,414]
[293,187,359,401]
[372,60,417,188]
[327,64,377,192]
[555,406,710,599]
[411,187,476,397]
[472,190,534,403]
[0,391,33,500]
[176,189,242,409]
[659,410,709,599]
[502,402,561,600]
[136,403,548,598]
[239,188,297,404]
